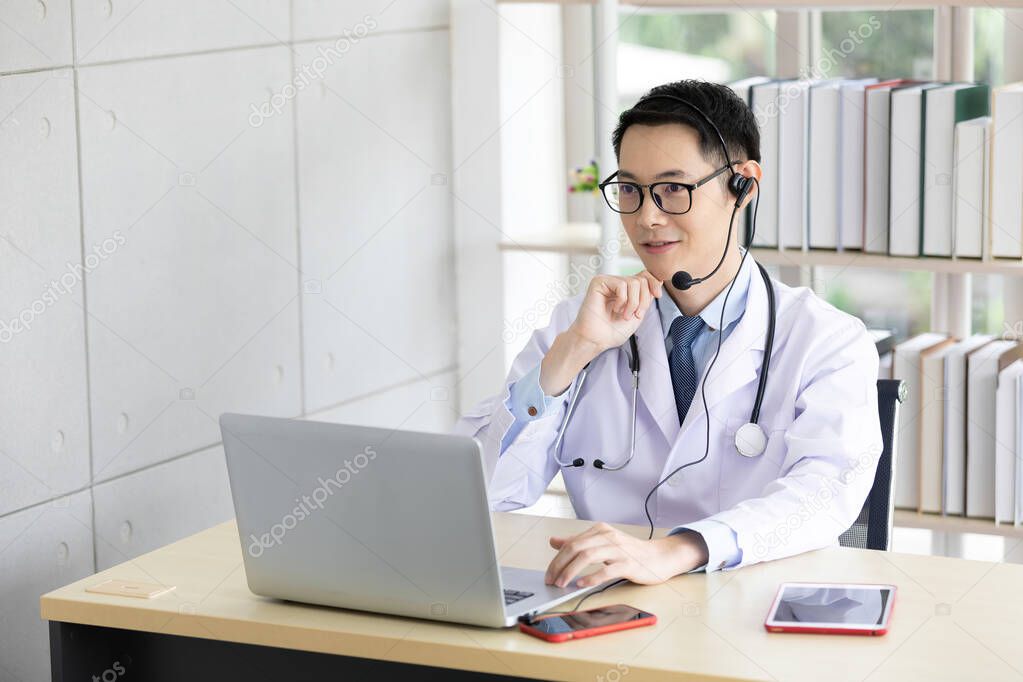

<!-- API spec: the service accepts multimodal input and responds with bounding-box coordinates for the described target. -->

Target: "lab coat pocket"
[719,415,786,493]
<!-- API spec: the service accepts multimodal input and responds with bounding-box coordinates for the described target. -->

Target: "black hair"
[611,80,761,178]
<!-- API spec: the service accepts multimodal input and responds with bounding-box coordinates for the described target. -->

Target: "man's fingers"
[577,562,628,588]
[624,278,641,319]
[611,279,628,316]
[596,273,664,322]
[550,545,623,588]
[636,277,652,319]
[544,530,615,583]
[638,270,664,298]
[545,535,607,584]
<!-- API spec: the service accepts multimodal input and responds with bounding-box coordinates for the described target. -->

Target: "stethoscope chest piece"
[734,422,767,458]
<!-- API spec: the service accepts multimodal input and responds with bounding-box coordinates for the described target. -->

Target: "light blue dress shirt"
[500,253,756,572]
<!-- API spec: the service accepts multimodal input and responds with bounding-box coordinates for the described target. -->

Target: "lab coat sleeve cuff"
[507,361,556,422]
[669,519,742,573]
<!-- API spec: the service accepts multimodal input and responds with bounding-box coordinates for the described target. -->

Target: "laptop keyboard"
[503,589,534,606]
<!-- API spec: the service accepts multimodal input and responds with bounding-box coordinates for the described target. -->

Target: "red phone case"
[518,605,657,643]
[763,583,897,636]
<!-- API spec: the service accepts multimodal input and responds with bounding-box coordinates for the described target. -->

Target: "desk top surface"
[41,513,1023,682]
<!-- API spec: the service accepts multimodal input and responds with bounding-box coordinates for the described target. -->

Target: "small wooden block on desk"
[85,579,176,599]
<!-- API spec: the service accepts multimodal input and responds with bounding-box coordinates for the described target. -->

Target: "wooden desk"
[41,513,1023,681]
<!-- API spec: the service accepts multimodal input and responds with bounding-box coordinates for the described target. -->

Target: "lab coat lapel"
[634,303,680,447]
[678,260,770,437]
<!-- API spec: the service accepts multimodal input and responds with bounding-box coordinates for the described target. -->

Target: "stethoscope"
[549,92,777,475]
[551,259,776,470]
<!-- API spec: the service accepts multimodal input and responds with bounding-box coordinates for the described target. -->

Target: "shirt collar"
[656,252,755,339]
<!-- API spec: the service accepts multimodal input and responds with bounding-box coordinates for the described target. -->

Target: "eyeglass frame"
[597,164,734,215]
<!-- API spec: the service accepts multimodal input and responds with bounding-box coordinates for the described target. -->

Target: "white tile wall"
[0,492,94,682]
[0,0,73,73]
[292,0,447,41]
[92,446,234,570]
[73,0,289,64]
[77,46,302,480]
[307,369,459,433]
[498,4,565,237]
[1,6,455,680]
[296,31,455,412]
[501,250,567,378]
[0,68,89,516]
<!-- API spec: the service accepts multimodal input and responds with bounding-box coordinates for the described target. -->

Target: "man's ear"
[735,160,763,210]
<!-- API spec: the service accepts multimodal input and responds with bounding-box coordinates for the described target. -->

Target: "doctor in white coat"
[453,80,882,589]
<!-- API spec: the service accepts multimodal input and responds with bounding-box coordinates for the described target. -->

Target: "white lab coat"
[453,261,883,570]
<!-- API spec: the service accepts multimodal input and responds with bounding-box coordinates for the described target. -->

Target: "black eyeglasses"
[598,165,732,215]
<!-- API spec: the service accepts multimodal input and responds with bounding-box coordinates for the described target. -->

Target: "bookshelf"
[496,0,1023,340]
[495,0,1023,341]
[490,0,1023,533]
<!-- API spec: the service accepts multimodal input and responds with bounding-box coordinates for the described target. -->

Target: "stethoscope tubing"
[550,262,775,469]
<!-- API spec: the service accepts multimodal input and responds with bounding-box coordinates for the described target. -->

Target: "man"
[453,79,882,590]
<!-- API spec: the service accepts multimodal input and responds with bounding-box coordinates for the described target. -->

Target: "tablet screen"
[769,585,893,626]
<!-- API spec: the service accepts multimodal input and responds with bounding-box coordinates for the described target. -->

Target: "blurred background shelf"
[499,222,1023,276]
[895,509,1023,538]
[499,0,1023,7]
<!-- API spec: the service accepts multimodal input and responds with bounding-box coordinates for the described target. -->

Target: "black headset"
[632,95,756,291]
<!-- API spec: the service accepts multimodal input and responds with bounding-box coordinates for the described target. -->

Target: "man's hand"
[544,522,710,588]
[538,270,663,398]
[568,271,663,355]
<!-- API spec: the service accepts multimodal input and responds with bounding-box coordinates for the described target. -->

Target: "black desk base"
[49,621,529,681]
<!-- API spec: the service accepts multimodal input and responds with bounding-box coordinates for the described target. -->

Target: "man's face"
[616,123,737,284]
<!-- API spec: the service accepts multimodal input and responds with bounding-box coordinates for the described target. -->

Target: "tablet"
[764,582,896,635]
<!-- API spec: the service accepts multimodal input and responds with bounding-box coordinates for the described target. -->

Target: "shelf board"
[499,0,1023,8]
[894,509,1023,538]
[499,224,1023,275]
[750,248,1023,276]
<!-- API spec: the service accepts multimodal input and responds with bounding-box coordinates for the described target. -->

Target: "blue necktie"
[668,314,705,426]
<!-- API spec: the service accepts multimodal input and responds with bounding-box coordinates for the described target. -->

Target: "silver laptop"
[220,413,598,627]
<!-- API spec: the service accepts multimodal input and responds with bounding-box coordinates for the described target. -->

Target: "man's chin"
[641,260,688,284]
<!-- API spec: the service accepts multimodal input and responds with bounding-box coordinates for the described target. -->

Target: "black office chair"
[838,379,906,551]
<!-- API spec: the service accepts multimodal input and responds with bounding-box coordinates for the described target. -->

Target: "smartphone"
[518,604,656,643]
[764,582,897,635]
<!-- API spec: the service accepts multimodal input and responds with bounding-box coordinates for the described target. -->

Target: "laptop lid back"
[220,413,507,626]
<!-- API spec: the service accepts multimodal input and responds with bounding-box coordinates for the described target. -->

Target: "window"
[972,274,1005,336]
[617,9,777,107]
[820,10,934,80]
[975,8,1006,87]
[813,267,932,339]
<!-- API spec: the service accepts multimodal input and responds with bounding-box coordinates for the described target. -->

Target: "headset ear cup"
[728,173,745,197]
[731,175,752,207]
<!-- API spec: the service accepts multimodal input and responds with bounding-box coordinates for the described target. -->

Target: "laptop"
[220,413,599,627]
